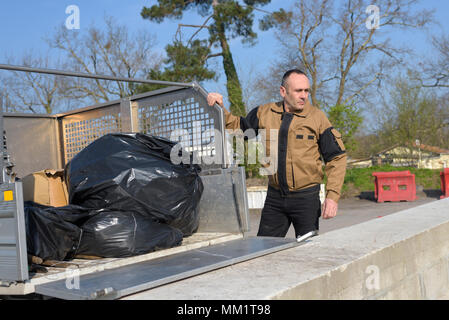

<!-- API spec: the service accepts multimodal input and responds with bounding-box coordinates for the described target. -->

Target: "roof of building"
[410,142,449,154]
[373,142,449,156]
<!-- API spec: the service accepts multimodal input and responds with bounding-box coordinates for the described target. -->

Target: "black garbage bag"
[24,201,96,261]
[65,133,203,236]
[77,211,183,258]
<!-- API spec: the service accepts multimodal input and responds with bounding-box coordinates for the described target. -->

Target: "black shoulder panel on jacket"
[240,106,259,137]
[319,127,346,163]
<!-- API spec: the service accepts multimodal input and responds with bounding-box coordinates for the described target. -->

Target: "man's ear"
[280,86,286,98]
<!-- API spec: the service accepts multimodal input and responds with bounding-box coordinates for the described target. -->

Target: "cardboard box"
[22,169,69,207]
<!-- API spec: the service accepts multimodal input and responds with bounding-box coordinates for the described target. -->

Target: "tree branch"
[188,15,214,44]
[206,52,223,59]
[343,72,381,105]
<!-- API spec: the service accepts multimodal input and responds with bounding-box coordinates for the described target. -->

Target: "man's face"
[280,73,310,112]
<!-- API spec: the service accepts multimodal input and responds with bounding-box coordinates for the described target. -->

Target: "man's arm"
[207,93,240,129]
[207,92,259,132]
[318,119,347,219]
[322,152,347,219]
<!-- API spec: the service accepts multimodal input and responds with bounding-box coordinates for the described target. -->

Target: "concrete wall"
[124,198,449,300]
[275,218,449,300]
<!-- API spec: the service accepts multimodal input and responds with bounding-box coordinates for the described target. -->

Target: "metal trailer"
[0,67,301,300]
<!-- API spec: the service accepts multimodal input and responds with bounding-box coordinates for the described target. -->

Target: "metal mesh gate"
[62,110,122,162]
[136,90,220,164]
[58,86,226,168]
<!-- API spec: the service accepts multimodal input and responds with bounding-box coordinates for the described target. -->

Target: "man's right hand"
[207,93,224,107]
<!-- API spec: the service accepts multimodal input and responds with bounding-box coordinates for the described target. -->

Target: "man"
[207,69,346,238]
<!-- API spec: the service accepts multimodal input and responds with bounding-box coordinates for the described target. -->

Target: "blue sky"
[0,0,285,94]
[0,0,448,110]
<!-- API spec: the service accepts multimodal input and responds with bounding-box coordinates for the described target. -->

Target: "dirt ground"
[244,189,443,239]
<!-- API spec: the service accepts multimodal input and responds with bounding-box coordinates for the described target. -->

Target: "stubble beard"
[286,101,304,112]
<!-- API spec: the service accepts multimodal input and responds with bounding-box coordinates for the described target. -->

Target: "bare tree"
[1,54,64,114]
[48,17,163,104]
[239,61,268,111]
[415,34,449,88]
[1,17,163,114]
[258,0,433,108]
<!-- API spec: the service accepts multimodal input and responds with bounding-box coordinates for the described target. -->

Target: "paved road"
[244,191,442,239]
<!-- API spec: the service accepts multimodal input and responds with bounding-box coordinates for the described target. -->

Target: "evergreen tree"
[136,39,216,93]
[141,0,271,117]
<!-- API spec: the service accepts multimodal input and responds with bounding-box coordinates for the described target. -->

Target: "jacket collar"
[270,100,312,118]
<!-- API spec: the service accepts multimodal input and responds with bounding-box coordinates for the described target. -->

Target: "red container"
[440,168,449,199]
[372,171,417,203]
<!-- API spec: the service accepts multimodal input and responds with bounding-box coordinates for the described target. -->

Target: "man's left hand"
[322,198,338,219]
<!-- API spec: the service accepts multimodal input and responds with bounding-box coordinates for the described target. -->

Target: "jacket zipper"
[291,159,296,189]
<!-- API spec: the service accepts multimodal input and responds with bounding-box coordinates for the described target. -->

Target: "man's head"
[280,69,310,113]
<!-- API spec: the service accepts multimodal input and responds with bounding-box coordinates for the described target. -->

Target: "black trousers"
[257,185,321,238]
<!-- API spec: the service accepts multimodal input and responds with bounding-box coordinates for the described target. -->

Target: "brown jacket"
[223,100,347,202]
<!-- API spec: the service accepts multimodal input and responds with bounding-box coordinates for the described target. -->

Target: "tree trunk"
[217,25,246,117]
[336,75,346,106]
[310,72,319,107]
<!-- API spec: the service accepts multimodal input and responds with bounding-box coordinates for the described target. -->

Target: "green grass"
[246,164,442,198]
[341,165,442,197]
